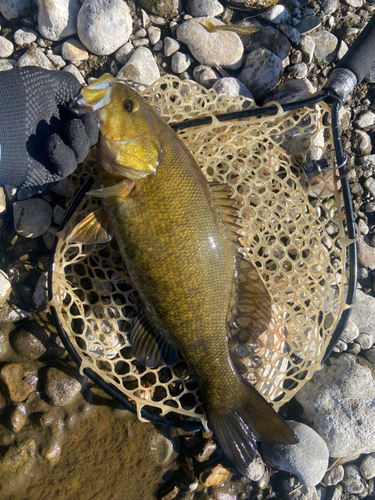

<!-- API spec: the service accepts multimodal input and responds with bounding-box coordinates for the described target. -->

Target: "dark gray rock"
[11,321,66,361]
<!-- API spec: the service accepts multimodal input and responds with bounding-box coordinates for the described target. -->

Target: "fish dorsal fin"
[130,310,178,369]
[210,183,241,241]
[69,207,113,245]
[230,255,272,342]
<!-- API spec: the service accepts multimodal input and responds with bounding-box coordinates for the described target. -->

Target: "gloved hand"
[0,67,99,199]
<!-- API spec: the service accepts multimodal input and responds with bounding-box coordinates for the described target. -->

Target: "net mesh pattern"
[51,76,349,428]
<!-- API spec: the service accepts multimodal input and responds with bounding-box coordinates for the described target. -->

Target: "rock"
[212,77,254,99]
[115,42,134,66]
[0,0,31,20]
[238,48,283,100]
[365,348,375,365]
[344,0,363,6]
[36,0,80,41]
[357,333,373,350]
[360,454,375,479]
[0,36,13,57]
[350,289,375,336]
[171,51,194,73]
[300,34,315,63]
[195,439,217,462]
[342,464,365,494]
[46,53,66,69]
[43,366,85,406]
[193,64,220,88]
[77,0,132,55]
[296,354,375,457]
[176,18,243,70]
[32,272,48,311]
[63,64,85,85]
[365,202,375,213]
[337,40,349,60]
[13,198,52,238]
[287,62,308,79]
[0,270,11,307]
[340,320,359,343]
[261,421,329,487]
[9,405,27,432]
[261,5,291,25]
[246,457,265,482]
[11,321,65,360]
[186,0,224,17]
[147,26,161,45]
[0,362,38,402]
[137,0,177,17]
[245,25,291,64]
[323,464,344,486]
[352,129,372,155]
[311,30,338,62]
[264,78,316,104]
[280,477,318,500]
[0,59,14,71]
[364,177,375,197]
[199,464,230,487]
[295,15,322,34]
[321,0,340,16]
[17,47,54,69]
[357,236,375,271]
[0,188,5,213]
[13,27,37,46]
[164,36,180,56]
[116,47,160,86]
[61,38,89,62]
[149,433,176,465]
[279,23,301,44]
[42,225,59,250]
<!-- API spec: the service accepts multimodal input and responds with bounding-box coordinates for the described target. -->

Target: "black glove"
[0,67,99,199]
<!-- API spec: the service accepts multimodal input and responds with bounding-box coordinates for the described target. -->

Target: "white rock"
[355,110,375,129]
[46,53,66,69]
[13,198,52,238]
[0,36,13,58]
[212,77,254,99]
[0,0,31,20]
[296,354,375,457]
[186,0,224,17]
[340,320,359,343]
[300,34,315,63]
[311,30,338,63]
[360,453,375,479]
[164,36,180,57]
[337,40,349,60]
[351,289,375,336]
[0,187,5,214]
[0,270,11,308]
[63,64,85,85]
[13,28,38,46]
[0,59,15,71]
[245,457,265,481]
[116,47,160,86]
[262,421,329,487]
[147,26,161,45]
[36,0,80,41]
[171,51,193,73]
[77,0,132,55]
[261,5,292,25]
[17,47,54,69]
[61,38,89,62]
[193,65,219,88]
[115,42,134,66]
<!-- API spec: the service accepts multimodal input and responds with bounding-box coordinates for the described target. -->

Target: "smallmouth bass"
[69,74,298,474]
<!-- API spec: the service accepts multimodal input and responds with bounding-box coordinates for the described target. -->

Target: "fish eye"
[124,98,139,113]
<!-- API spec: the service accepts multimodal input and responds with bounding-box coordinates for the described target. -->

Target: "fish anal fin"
[230,255,272,342]
[206,377,298,475]
[130,311,178,369]
[69,207,113,245]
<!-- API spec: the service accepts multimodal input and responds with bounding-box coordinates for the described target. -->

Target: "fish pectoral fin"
[87,178,135,198]
[130,311,178,369]
[69,207,113,245]
[229,255,272,342]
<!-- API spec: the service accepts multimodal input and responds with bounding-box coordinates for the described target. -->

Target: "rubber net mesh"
[50,76,349,428]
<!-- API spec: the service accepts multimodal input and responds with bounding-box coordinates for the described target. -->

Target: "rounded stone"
[0,270,11,307]
[11,321,66,361]
[164,36,180,57]
[324,464,344,486]
[61,38,89,62]
[13,198,52,238]
[13,27,38,46]
[311,30,338,62]
[77,0,132,56]
[0,362,38,402]
[116,47,160,86]
[186,0,224,17]
[0,36,13,57]
[295,15,322,34]
[43,366,84,406]
[171,51,194,73]
[213,77,254,99]
[36,0,80,41]
[17,47,54,69]
[177,18,244,70]
[360,454,375,479]
[0,0,31,20]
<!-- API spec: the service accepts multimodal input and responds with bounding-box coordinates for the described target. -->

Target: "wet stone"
[11,321,65,361]
[0,362,38,402]
[295,15,322,34]
[9,405,27,432]
[42,226,58,250]
[265,78,316,104]
[246,456,265,481]
[324,464,344,486]
[199,464,230,487]
[280,477,318,500]
[13,27,37,46]
[32,272,48,311]
[0,270,11,307]
[43,366,85,406]
[244,25,291,64]
[279,23,301,44]
[211,484,237,500]
[195,439,217,462]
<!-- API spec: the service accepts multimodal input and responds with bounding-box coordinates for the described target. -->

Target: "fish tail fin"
[206,377,298,475]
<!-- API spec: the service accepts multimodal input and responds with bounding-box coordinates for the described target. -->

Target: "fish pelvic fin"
[130,310,178,369]
[206,377,298,475]
[69,207,113,245]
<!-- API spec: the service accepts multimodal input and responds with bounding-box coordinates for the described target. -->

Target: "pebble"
[364,348,375,365]
[238,48,283,100]
[171,51,193,73]
[13,27,38,46]
[77,0,132,56]
[32,272,48,311]
[287,62,308,79]
[300,34,315,63]
[280,477,318,500]
[0,0,30,20]
[0,36,13,58]
[364,177,375,197]
[357,332,373,350]
[244,26,291,65]
[336,40,349,60]
[0,59,14,71]
[342,464,365,494]
[9,405,27,432]
[296,354,375,457]
[344,0,363,6]
[17,47,54,69]
[0,270,11,308]
[352,129,372,155]
[13,198,52,238]
[11,321,65,360]
[321,0,340,16]
[115,42,134,66]
[212,77,254,99]
[46,53,66,69]
[63,63,85,85]
[186,0,224,17]
[360,454,375,479]
[261,421,329,487]
[61,38,89,62]
[0,362,38,402]
[36,0,80,41]
[195,439,217,462]
[199,464,230,487]
[193,64,220,88]
[264,78,316,105]
[341,320,359,343]
[176,18,244,70]
[245,457,265,482]
[147,26,161,45]
[357,236,375,271]
[365,202,375,213]
[311,30,338,63]
[279,23,301,44]
[164,36,180,57]
[43,366,84,406]
[261,5,292,25]
[116,46,160,86]
[323,464,344,486]
[295,15,322,34]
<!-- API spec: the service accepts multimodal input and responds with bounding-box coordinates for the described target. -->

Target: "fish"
[69,74,298,474]
[204,20,260,36]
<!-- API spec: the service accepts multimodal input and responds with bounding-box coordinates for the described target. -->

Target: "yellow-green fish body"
[70,75,298,474]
